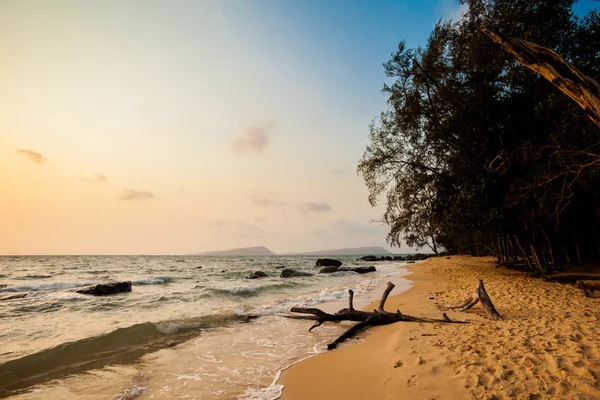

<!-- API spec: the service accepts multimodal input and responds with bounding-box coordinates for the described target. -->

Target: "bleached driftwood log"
[286,282,467,350]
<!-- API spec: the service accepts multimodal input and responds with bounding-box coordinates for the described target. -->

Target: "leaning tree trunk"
[286,282,467,350]
[481,25,600,128]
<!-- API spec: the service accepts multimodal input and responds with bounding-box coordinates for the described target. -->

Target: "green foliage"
[359,0,600,265]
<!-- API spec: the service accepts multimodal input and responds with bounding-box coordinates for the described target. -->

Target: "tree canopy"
[358,0,600,270]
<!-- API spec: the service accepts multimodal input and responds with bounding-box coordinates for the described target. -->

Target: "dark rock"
[248,271,268,279]
[393,256,405,261]
[196,266,203,269]
[275,265,286,269]
[315,258,342,267]
[319,266,341,274]
[280,269,314,278]
[359,255,379,262]
[406,261,416,264]
[404,255,414,261]
[446,257,451,259]
[340,266,377,274]
[75,281,132,296]
[0,284,8,289]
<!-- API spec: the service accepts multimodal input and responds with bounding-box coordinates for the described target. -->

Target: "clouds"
[436,0,468,23]
[120,189,155,201]
[231,122,274,155]
[16,149,46,165]
[85,173,108,183]
[299,202,331,214]
[330,167,347,176]
[249,191,286,207]
[333,219,385,236]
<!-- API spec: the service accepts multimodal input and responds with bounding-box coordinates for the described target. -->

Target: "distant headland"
[196,246,393,256]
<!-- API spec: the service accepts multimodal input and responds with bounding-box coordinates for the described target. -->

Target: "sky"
[1,0,596,255]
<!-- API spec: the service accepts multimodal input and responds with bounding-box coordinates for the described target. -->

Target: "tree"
[359,0,600,267]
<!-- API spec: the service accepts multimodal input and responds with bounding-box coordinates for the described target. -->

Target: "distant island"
[196,246,392,256]
[286,246,392,256]
[197,246,276,256]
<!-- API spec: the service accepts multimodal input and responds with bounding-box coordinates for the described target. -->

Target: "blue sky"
[1,0,596,254]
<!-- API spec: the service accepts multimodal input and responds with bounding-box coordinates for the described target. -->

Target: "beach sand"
[278,256,600,399]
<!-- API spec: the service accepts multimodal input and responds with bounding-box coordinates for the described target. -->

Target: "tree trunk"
[514,235,534,270]
[481,26,600,127]
[542,229,556,268]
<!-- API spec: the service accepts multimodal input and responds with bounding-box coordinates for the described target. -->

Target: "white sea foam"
[132,276,172,285]
[117,383,146,400]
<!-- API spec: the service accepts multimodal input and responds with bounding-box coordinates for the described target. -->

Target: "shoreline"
[276,256,600,399]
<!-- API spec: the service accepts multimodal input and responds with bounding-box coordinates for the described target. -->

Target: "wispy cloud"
[330,167,347,176]
[85,174,108,184]
[436,0,467,24]
[16,149,46,165]
[120,189,155,201]
[333,219,384,236]
[205,219,228,228]
[233,220,264,237]
[299,202,331,214]
[231,122,274,155]
[249,191,286,207]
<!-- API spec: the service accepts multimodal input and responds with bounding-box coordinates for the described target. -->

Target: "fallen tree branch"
[441,280,503,320]
[286,282,467,350]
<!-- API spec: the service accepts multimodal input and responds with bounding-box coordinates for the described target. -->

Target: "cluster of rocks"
[359,253,432,262]
[247,258,378,279]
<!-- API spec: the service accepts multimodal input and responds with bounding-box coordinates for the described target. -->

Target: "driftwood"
[286,282,467,350]
[481,26,600,127]
[544,273,600,284]
[578,280,600,298]
[441,280,503,320]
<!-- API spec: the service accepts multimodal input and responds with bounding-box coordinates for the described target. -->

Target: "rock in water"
[248,271,268,279]
[75,282,132,296]
[315,258,342,267]
[320,266,376,274]
[343,266,376,274]
[359,255,379,261]
[319,266,340,274]
[280,269,314,278]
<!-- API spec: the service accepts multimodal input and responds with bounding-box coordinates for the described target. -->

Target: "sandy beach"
[278,256,600,400]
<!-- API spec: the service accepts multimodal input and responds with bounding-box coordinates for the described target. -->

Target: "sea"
[0,255,413,399]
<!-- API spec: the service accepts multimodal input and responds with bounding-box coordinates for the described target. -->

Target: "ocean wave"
[13,274,53,280]
[132,276,173,285]
[0,313,251,395]
[201,281,302,297]
[0,276,174,294]
[0,281,97,293]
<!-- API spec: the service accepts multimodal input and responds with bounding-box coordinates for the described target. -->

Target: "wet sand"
[278,256,600,399]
